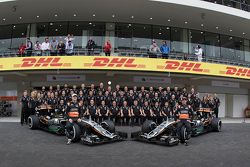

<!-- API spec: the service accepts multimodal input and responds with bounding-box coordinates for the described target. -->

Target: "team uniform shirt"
[161,95,169,107]
[152,106,161,116]
[109,106,120,116]
[20,96,29,108]
[86,96,96,105]
[176,105,193,120]
[137,97,144,107]
[56,104,66,116]
[87,105,97,117]
[120,106,130,116]
[131,105,141,116]
[98,105,109,116]
[59,95,68,105]
[127,95,135,106]
[118,96,127,107]
[142,105,151,117]
[95,95,105,107]
[47,98,58,107]
[104,95,112,107]
[162,106,171,117]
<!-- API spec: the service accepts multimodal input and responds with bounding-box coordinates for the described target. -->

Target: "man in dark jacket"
[86,38,96,55]
[20,90,30,125]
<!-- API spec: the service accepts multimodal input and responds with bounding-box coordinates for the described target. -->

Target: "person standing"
[57,40,66,56]
[34,41,42,56]
[160,41,170,59]
[149,40,160,58]
[50,37,58,56]
[66,41,74,55]
[194,45,203,62]
[20,90,30,126]
[86,38,96,55]
[213,94,220,118]
[26,38,33,56]
[104,40,112,56]
[41,37,51,56]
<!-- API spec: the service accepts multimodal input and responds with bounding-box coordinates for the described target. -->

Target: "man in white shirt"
[194,45,203,62]
[41,37,51,56]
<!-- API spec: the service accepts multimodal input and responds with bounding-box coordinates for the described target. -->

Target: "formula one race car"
[190,108,222,136]
[69,118,128,145]
[131,119,180,146]
[28,105,66,135]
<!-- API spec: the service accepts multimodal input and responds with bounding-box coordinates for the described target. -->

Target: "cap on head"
[72,93,77,97]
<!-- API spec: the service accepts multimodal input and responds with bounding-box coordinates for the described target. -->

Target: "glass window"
[220,35,235,60]
[234,37,244,61]
[204,32,220,58]
[115,23,132,50]
[152,26,170,49]
[244,40,250,62]
[132,24,151,50]
[0,25,12,51]
[68,22,105,49]
[171,27,188,53]
[188,30,205,55]
[33,22,49,45]
[11,24,29,50]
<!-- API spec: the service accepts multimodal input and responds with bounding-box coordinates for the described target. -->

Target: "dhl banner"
[0,56,249,80]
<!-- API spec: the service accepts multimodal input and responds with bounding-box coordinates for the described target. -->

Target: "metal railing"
[203,0,250,11]
[0,48,249,68]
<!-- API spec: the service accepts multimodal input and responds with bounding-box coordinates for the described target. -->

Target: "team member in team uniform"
[151,101,162,124]
[161,102,171,121]
[97,100,109,122]
[65,93,82,145]
[109,101,120,124]
[20,90,30,125]
[28,91,38,116]
[86,99,98,121]
[56,99,66,116]
[120,101,131,126]
[96,91,105,107]
[130,100,143,126]
[142,101,152,122]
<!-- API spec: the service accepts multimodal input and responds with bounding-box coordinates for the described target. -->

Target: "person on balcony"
[25,38,33,56]
[18,43,26,57]
[194,45,203,62]
[149,40,160,58]
[66,40,74,56]
[41,37,51,56]
[57,40,66,56]
[50,37,58,56]
[104,40,112,56]
[34,41,42,56]
[86,38,96,56]
[160,41,170,59]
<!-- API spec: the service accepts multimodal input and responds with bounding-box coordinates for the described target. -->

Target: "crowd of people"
[18,34,204,61]
[18,34,113,57]
[20,83,220,126]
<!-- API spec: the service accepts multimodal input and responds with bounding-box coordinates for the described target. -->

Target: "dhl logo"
[14,58,71,68]
[84,57,145,68]
[157,60,210,73]
[222,67,250,78]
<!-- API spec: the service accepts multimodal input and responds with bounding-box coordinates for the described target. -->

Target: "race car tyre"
[142,120,157,133]
[70,123,81,142]
[101,120,115,133]
[28,115,40,129]
[211,118,222,132]
[179,126,188,143]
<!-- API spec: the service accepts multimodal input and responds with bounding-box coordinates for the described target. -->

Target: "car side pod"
[131,120,179,146]
[73,118,128,146]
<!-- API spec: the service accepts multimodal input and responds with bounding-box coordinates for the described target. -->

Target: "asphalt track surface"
[0,123,250,167]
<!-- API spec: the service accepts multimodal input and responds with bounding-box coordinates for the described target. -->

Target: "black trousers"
[21,107,29,125]
[99,115,108,122]
[177,120,191,140]
[214,108,219,118]
[131,115,142,126]
[121,115,130,126]
[105,52,111,56]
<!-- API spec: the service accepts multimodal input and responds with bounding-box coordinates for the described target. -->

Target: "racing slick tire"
[101,120,115,133]
[70,123,81,142]
[179,126,188,143]
[28,115,40,129]
[211,118,222,132]
[142,120,157,133]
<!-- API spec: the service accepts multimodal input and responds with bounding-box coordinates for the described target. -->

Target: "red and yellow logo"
[221,67,250,78]
[84,57,145,68]
[14,58,71,68]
